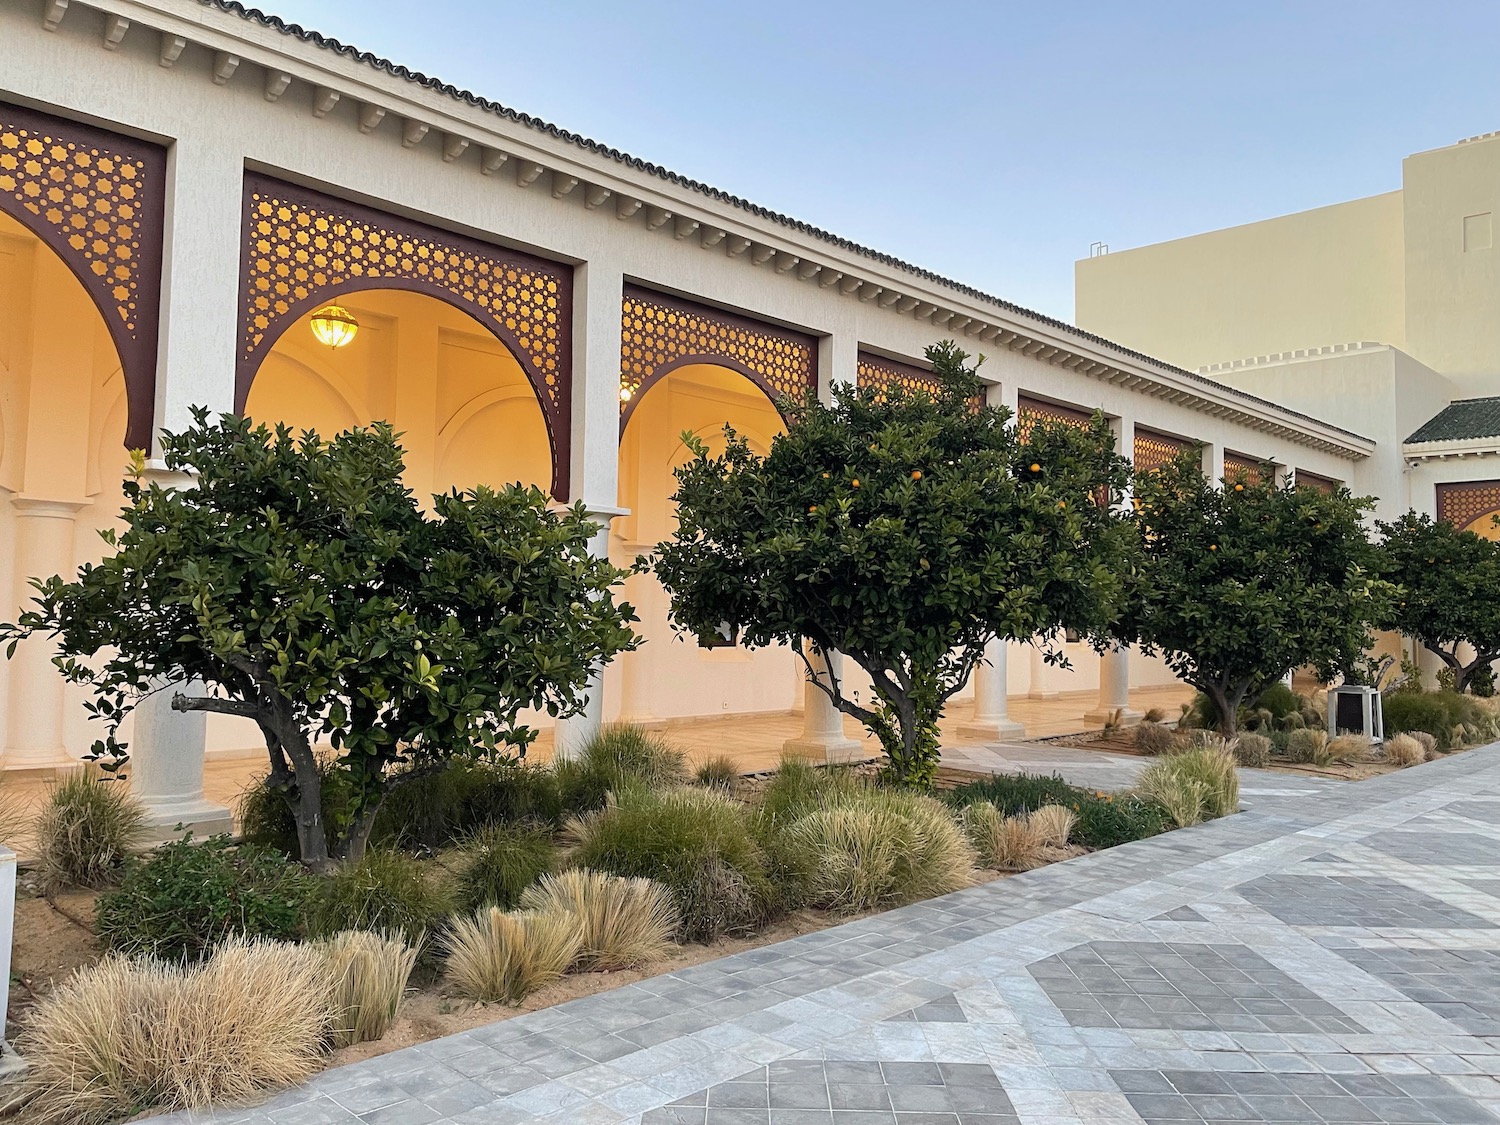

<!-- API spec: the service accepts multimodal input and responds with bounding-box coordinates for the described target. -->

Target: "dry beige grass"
[320,930,420,1048]
[1132,721,1176,755]
[442,907,581,1004]
[20,938,334,1125]
[1382,733,1425,768]
[962,802,1046,871]
[1327,734,1373,764]
[1410,730,1440,760]
[1027,805,1076,849]
[519,870,678,971]
[33,771,147,893]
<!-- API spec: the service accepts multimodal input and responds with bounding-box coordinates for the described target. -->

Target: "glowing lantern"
[309,304,359,348]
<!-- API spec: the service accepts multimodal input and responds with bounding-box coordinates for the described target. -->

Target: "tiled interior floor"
[151,741,1500,1125]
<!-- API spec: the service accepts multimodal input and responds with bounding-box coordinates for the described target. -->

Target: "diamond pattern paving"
[645,1060,1018,1125]
[1366,831,1500,865]
[1337,945,1500,1035]
[1030,940,1368,1034]
[1237,873,1496,928]
[1114,1069,1497,1124]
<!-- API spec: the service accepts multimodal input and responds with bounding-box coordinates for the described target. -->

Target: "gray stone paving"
[155,745,1500,1125]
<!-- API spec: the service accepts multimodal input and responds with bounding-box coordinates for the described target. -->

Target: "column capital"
[9,496,87,519]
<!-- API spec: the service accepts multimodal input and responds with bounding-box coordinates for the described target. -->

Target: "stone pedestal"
[782,643,862,763]
[1084,645,1141,728]
[960,639,1025,740]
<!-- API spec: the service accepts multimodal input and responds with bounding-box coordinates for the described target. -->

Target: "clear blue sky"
[276,0,1498,322]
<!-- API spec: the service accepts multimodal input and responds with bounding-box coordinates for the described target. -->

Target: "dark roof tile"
[1407,397,1500,443]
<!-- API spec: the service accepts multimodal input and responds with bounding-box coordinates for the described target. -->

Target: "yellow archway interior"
[245,289,553,502]
[1460,510,1500,542]
[610,363,795,724]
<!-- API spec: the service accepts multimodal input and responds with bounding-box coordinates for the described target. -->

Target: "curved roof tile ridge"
[204,1,1368,447]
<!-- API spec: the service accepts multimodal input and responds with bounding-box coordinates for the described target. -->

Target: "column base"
[614,715,669,730]
[139,796,234,845]
[0,757,83,783]
[781,735,866,765]
[958,717,1027,742]
[1084,705,1142,729]
[1027,690,1060,700]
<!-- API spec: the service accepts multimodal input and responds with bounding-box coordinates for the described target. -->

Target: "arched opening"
[608,362,796,725]
[0,210,134,769]
[243,288,553,502]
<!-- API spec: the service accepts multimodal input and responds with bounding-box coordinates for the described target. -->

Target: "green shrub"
[371,760,565,850]
[1382,691,1489,750]
[1254,682,1300,720]
[777,789,973,913]
[1233,732,1272,769]
[1137,747,1239,828]
[453,824,554,913]
[95,835,313,961]
[565,787,771,942]
[306,850,451,943]
[1286,728,1331,765]
[755,757,863,830]
[1132,721,1175,755]
[942,773,1169,850]
[237,762,347,858]
[553,725,689,815]
[34,773,147,893]
[694,755,742,792]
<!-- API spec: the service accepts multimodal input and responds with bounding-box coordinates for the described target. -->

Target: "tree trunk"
[267,709,332,873]
[1202,680,1247,739]
[335,802,383,866]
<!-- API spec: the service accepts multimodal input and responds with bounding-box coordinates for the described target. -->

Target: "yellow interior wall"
[245,288,552,501]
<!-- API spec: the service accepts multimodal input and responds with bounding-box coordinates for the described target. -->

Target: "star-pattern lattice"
[1016,395,1094,441]
[1222,452,1268,486]
[856,352,983,412]
[240,175,568,410]
[0,101,166,450]
[1437,480,1500,530]
[1294,469,1338,495]
[619,286,816,420]
[1134,427,1195,474]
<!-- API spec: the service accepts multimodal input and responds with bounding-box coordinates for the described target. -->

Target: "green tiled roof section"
[1407,398,1500,443]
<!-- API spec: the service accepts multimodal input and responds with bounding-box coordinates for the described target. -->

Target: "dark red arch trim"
[236,174,573,499]
[0,101,166,451]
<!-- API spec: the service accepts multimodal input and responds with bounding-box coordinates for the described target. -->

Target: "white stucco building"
[1,0,1376,830]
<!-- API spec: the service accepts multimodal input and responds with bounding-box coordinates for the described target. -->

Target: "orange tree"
[1,412,637,871]
[1119,453,1388,736]
[652,341,1130,788]
[1376,512,1500,694]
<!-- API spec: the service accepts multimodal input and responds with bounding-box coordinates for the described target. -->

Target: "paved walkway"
[159,746,1500,1125]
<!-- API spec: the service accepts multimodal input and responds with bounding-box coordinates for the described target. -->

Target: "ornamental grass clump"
[319,930,420,1048]
[442,906,580,1003]
[1384,732,1426,768]
[1027,804,1076,849]
[33,772,147,893]
[1131,721,1176,756]
[1285,728,1332,766]
[453,823,554,913]
[519,869,678,970]
[565,785,771,942]
[1327,733,1373,764]
[1136,746,1240,828]
[1232,732,1273,769]
[19,937,334,1125]
[554,724,689,814]
[694,754,742,793]
[961,801,1045,871]
[941,772,1170,850]
[779,788,973,913]
[306,849,452,944]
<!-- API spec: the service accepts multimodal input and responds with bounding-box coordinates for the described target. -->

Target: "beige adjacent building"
[1076,130,1500,538]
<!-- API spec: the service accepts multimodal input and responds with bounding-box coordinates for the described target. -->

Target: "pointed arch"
[236,174,573,498]
[0,101,166,451]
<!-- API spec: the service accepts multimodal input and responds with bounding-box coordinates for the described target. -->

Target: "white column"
[1202,440,1226,487]
[783,642,862,763]
[1028,641,1059,699]
[554,257,628,760]
[128,468,232,838]
[4,498,84,771]
[614,544,661,727]
[1086,415,1140,727]
[959,639,1025,740]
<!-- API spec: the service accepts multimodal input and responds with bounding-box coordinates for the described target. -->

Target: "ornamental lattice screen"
[1015,395,1095,441]
[1437,480,1500,531]
[237,173,574,498]
[1223,451,1269,486]
[1294,469,1339,495]
[0,100,166,450]
[856,351,984,412]
[619,285,817,429]
[1133,427,1196,474]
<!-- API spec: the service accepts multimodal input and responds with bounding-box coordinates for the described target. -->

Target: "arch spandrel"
[236,174,573,499]
[0,101,166,451]
[856,350,983,412]
[619,285,817,431]
[1438,480,1500,540]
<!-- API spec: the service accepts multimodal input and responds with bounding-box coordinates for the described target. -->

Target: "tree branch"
[171,693,261,719]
